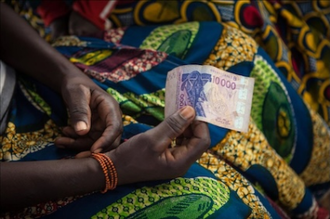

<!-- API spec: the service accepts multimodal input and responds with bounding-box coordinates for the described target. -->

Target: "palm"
[107,115,210,185]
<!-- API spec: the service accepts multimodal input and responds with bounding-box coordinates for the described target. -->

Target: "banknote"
[165,65,255,132]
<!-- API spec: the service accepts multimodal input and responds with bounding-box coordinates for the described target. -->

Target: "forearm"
[0,158,104,212]
[0,3,82,92]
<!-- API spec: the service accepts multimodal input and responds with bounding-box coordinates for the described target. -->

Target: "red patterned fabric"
[36,0,70,26]
[72,0,117,30]
[37,0,118,29]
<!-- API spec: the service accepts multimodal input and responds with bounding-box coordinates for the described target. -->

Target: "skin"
[1,106,210,212]
[0,3,122,153]
[45,1,330,213]
[0,3,210,213]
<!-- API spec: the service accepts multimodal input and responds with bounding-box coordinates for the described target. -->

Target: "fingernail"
[179,106,195,120]
[76,121,87,131]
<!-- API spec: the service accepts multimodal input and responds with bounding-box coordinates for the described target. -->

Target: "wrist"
[91,153,118,192]
[89,153,119,193]
[86,156,106,192]
[106,150,127,186]
[54,63,89,93]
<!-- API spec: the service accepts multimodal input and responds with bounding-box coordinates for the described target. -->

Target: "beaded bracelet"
[91,153,118,193]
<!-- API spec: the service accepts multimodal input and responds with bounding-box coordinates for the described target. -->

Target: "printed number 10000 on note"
[165,65,255,133]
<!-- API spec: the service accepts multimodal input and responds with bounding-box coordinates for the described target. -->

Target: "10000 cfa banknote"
[165,65,255,132]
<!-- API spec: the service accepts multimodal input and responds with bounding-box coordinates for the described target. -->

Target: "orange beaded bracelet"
[91,153,118,193]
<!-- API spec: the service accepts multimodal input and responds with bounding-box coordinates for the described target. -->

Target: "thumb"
[148,106,195,148]
[65,86,91,135]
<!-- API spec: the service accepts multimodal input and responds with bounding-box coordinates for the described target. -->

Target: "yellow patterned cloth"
[1,0,330,218]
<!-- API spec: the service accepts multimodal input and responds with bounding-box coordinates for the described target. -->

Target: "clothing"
[1,0,330,218]
[36,0,119,30]
[0,61,16,135]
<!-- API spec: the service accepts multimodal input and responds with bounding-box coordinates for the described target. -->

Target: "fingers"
[186,121,210,158]
[64,85,91,135]
[58,85,122,152]
[54,136,75,148]
[172,121,210,163]
[91,128,122,153]
[89,90,122,152]
[55,126,92,150]
[55,136,93,151]
[147,106,195,151]
[61,126,79,138]
[75,151,92,159]
[55,126,121,152]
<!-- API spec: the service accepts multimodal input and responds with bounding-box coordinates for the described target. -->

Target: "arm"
[1,106,210,212]
[0,4,210,213]
[0,3,122,152]
[0,2,74,92]
[0,157,105,212]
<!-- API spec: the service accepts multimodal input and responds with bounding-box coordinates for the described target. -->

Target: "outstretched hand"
[55,75,122,153]
[107,106,210,185]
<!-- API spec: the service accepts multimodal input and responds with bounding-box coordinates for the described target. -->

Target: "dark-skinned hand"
[106,106,210,185]
[55,74,122,153]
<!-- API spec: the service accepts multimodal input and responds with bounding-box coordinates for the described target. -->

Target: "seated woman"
[0,2,210,216]
[1,1,330,218]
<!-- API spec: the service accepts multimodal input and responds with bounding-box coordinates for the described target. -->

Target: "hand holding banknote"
[165,65,255,132]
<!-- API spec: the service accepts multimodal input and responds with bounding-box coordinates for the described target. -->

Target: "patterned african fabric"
[108,0,330,127]
[1,0,330,219]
